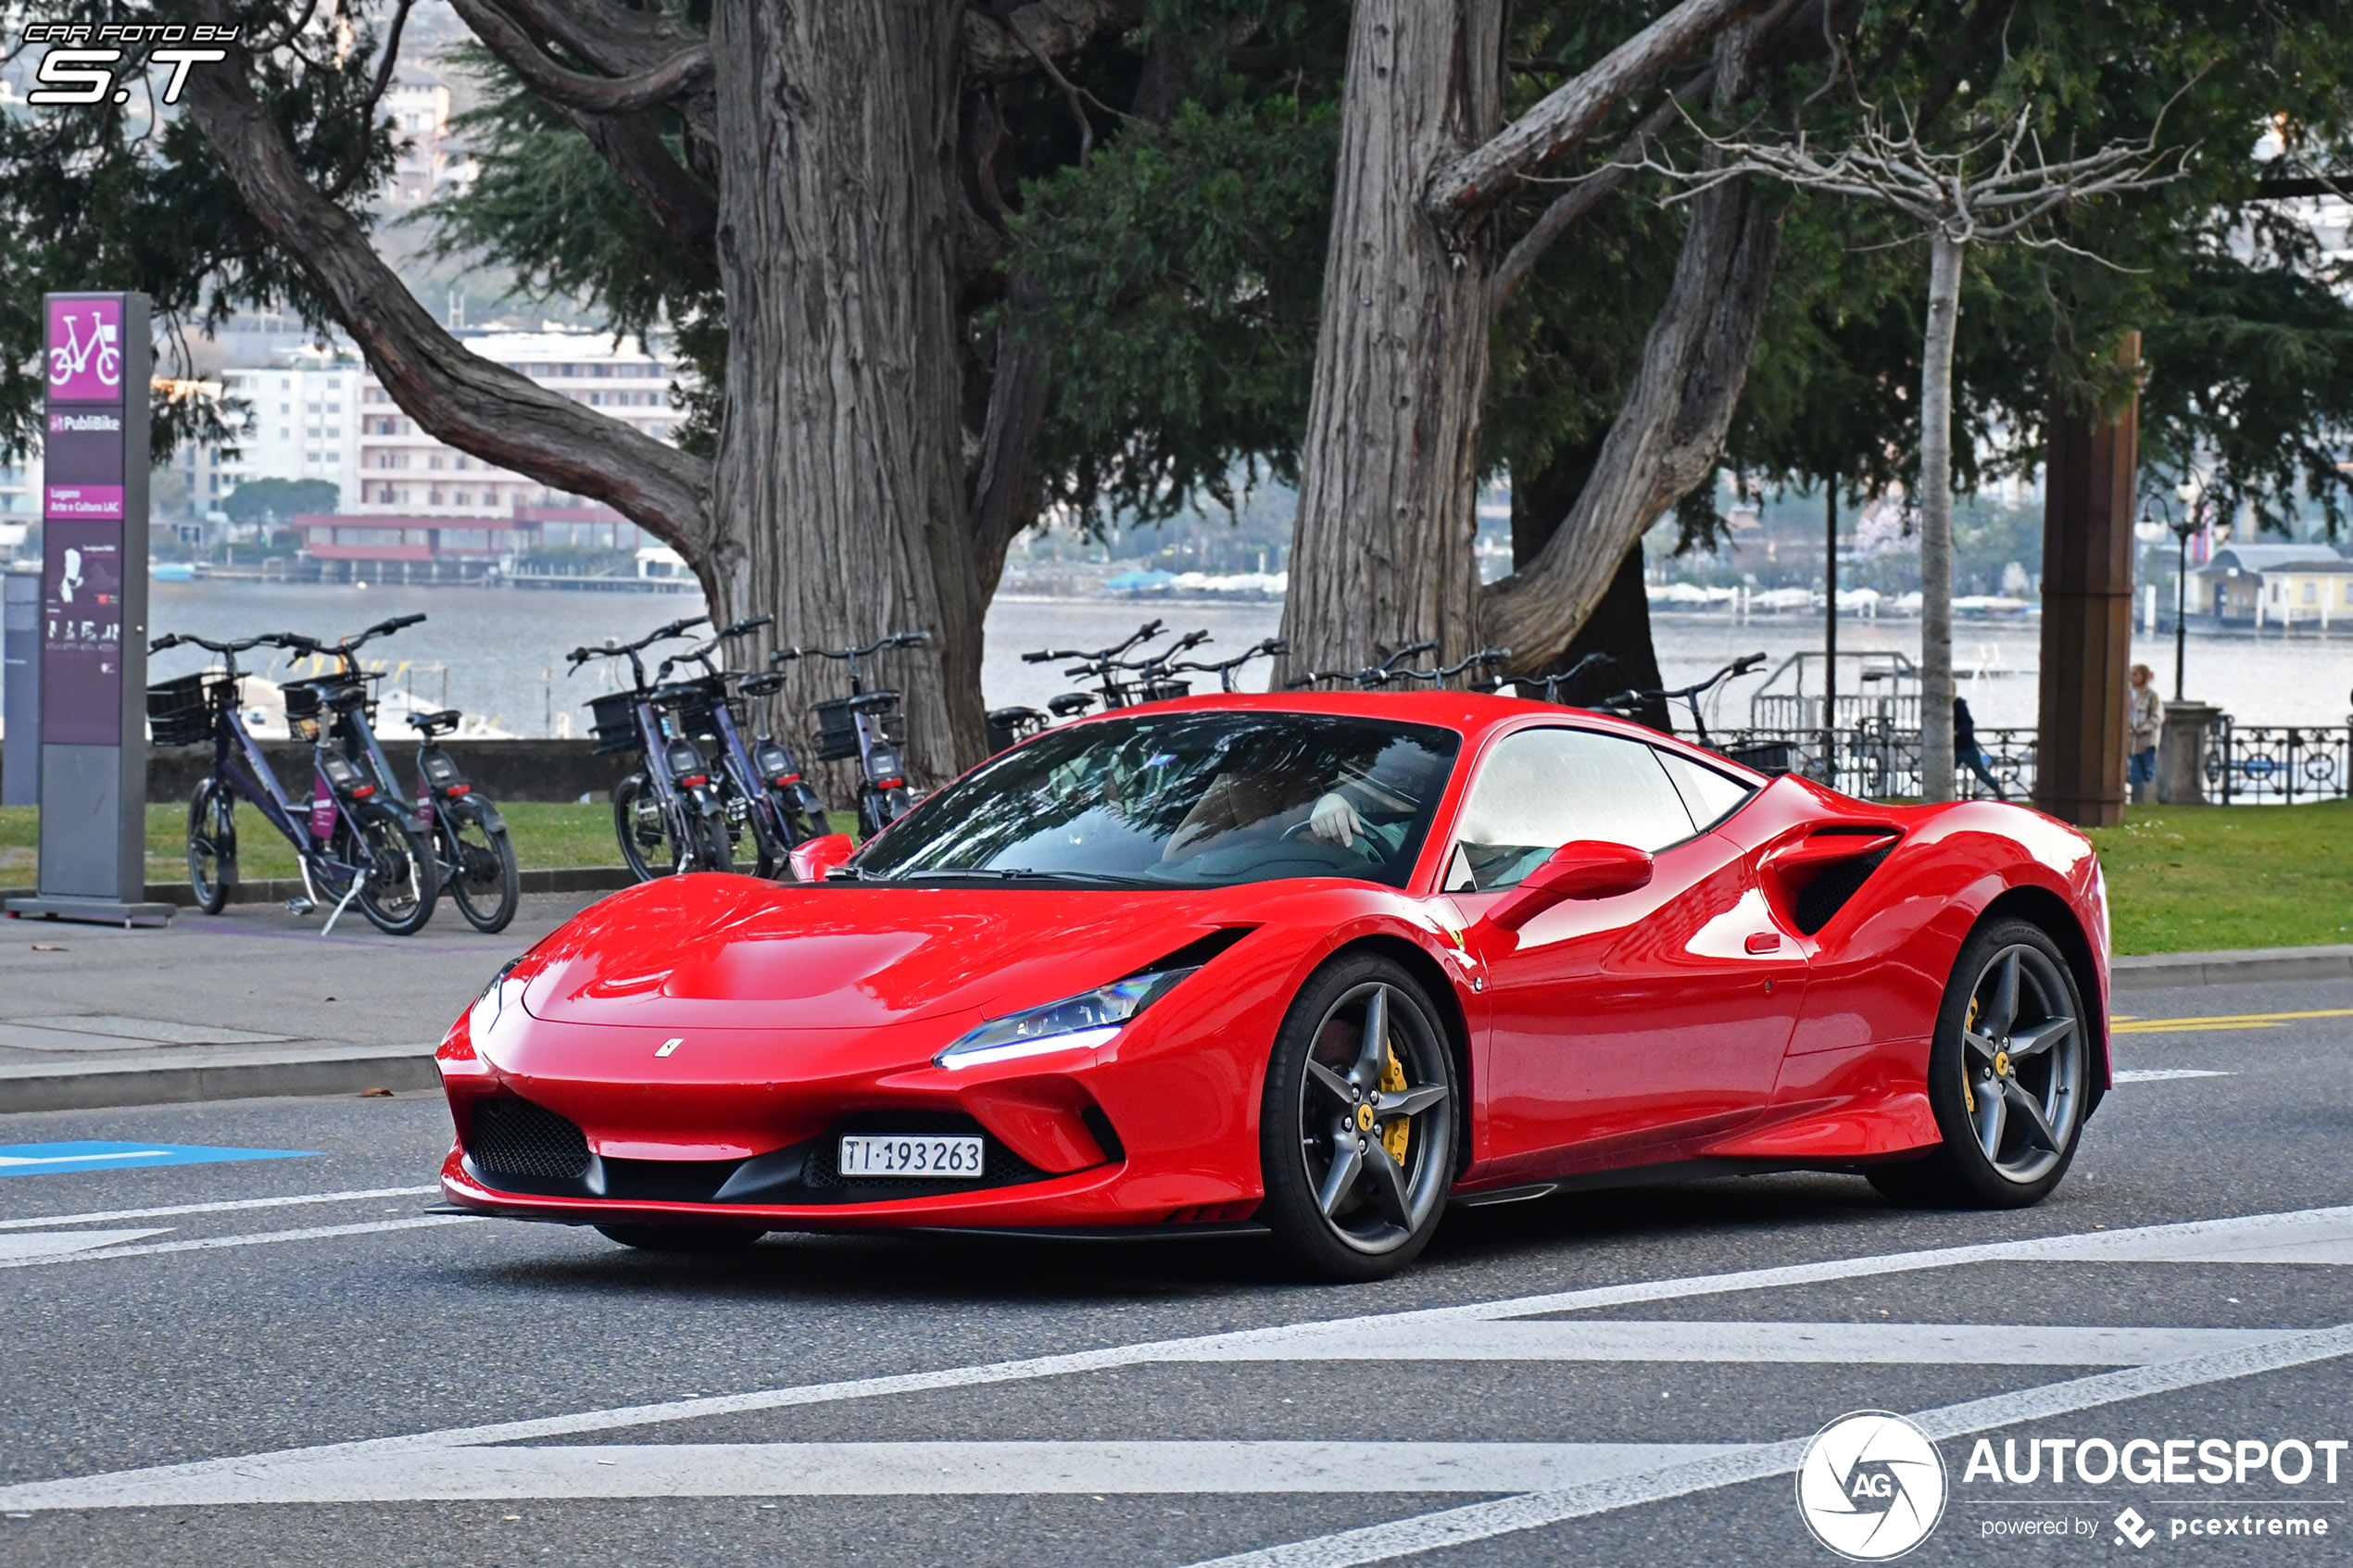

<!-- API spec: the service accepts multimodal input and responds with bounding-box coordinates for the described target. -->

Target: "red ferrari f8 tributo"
[436,693,2109,1279]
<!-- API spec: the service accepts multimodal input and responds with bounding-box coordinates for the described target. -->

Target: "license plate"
[837,1134,985,1179]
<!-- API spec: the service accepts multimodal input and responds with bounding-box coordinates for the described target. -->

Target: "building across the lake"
[2187,542,2353,628]
[287,504,688,585]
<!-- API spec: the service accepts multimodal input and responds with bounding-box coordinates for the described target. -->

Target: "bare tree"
[1651,100,2184,797]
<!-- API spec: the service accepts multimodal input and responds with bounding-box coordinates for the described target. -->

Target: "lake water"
[135,580,2353,738]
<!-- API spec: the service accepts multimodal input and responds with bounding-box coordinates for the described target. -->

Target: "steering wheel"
[1280,816,1398,868]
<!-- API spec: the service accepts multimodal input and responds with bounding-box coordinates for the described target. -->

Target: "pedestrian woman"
[2127,663,2162,803]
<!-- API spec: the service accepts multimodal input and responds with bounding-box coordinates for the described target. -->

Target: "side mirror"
[1480,840,1655,933]
[786,833,856,884]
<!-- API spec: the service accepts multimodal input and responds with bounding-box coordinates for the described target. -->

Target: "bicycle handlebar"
[799,630,932,660]
[1021,619,1164,666]
[151,632,272,656]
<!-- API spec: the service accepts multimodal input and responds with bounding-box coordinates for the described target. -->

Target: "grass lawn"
[0,801,626,884]
[8,794,2342,956]
[2085,800,2353,956]
[0,801,866,885]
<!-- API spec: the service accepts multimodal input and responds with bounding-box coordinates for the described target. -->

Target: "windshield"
[855,711,1461,888]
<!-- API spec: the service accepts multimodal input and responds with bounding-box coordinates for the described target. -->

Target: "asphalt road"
[1,973,2348,1567]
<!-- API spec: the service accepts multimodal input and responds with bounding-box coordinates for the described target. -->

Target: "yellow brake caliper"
[1963,996,1979,1113]
[1379,1045,1412,1163]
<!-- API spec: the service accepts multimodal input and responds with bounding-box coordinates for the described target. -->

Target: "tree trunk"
[1511,447,1669,728]
[1275,0,1505,681]
[704,0,985,779]
[1916,229,1963,801]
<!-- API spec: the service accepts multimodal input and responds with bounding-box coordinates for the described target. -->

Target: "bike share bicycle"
[1594,652,1786,770]
[146,633,438,935]
[272,613,522,933]
[654,614,831,876]
[781,631,929,839]
[571,617,736,879]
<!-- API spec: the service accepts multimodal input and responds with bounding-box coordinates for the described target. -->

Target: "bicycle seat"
[1048,693,1096,718]
[988,705,1047,724]
[409,709,462,736]
[847,690,900,713]
[737,671,786,698]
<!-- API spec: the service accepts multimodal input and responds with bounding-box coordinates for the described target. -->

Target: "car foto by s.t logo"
[19,23,236,109]
[1797,1411,1950,1561]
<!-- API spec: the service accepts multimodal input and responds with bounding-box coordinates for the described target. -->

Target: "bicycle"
[570,617,735,879]
[49,308,121,391]
[1164,636,1288,693]
[1282,640,1440,690]
[656,615,832,877]
[146,633,438,935]
[1596,651,1768,751]
[786,631,929,840]
[273,613,522,934]
[1492,650,1619,705]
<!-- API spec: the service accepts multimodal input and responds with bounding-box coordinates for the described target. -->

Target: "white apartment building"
[382,81,476,207]
[353,330,679,516]
[195,329,680,523]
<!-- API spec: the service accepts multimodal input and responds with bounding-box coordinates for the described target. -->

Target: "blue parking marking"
[0,1142,321,1178]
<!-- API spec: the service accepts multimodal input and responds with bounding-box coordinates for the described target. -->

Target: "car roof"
[1087,689,1768,782]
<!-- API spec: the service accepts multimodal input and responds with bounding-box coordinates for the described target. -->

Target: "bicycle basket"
[587,691,641,755]
[281,681,325,722]
[145,673,225,746]
[812,696,876,762]
[1722,739,1794,777]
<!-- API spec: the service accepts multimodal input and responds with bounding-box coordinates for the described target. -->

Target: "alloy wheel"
[1959,943,2084,1185]
[1296,981,1453,1254]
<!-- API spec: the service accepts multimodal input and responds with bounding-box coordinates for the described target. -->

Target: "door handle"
[1744,931,1782,954]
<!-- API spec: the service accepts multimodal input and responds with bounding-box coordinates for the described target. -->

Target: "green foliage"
[221,475,339,522]
[422,44,724,457]
[0,1,404,465]
[1007,86,1338,528]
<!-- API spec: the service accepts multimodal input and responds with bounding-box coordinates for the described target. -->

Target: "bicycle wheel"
[611,771,682,882]
[346,803,439,935]
[440,798,520,934]
[688,799,735,873]
[186,779,238,915]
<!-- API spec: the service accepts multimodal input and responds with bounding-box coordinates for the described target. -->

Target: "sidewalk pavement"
[3,889,2342,1113]
[0,890,609,1114]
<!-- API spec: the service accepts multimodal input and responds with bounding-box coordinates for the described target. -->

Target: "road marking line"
[0,1228,171,1261]
[0,1151,170,1168]
[0,1214,478,1271]
[0,1141,320,1179]
[1202,1320,2278,1366]
[3,1204,2347,1511]
[1183,1323,2353,1568]
[2113,1069,2233,1083]
[0,1442,1742,1507]
[2113,1007,2353,1035]
[0,1185,440,1232]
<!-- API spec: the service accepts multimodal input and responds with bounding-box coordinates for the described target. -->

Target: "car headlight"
[934,967,1199,1071]
[467,956,528,1047]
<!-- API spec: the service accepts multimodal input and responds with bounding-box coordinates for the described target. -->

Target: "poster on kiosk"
[4,292,172,927]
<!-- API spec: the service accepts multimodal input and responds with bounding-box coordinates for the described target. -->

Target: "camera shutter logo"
[1794,1411,1948,1561]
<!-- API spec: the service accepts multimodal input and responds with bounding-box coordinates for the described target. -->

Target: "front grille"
[468,1098,592,1181]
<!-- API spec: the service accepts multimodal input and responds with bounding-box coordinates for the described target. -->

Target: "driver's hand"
[1308,792,1362,846]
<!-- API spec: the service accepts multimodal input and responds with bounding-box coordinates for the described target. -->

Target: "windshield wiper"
[890,866,1152,887]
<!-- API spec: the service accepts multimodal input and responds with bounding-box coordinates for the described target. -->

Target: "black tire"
[612,771,683,882]
[439,798,520,934]
[1257,954,1457,1282]
[688,798,735,873]
[1869,918,2091,1209]
[186,779,237,915]
[346,802,439,935]
[595,1223,765,1252]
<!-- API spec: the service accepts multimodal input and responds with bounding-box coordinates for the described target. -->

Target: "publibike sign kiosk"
[4,292,172,926]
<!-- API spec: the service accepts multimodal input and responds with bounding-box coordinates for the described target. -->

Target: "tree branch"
[182,0,712,560]
[450,0,711,116]
[1427,0,1758,223]
[965,0,1148,82]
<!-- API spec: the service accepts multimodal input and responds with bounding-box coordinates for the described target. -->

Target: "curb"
[0,1050,441,1116]
[2,866,635,910]
[2111,945,2353,993]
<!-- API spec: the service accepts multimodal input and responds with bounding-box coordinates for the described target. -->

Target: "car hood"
[520,872,1277,1031]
